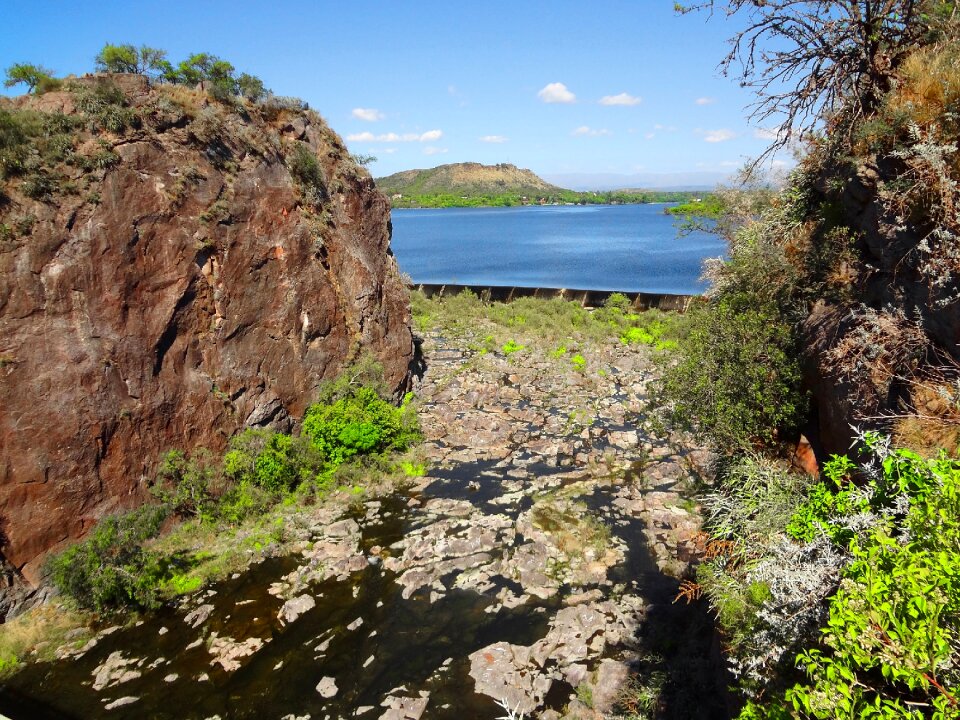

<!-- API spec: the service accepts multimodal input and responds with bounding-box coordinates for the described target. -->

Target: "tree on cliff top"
[3,63,58,94]
[678,1,958,153]
[95,43,169,77]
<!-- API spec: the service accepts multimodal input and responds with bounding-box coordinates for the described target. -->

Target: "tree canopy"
[3,63,58,94]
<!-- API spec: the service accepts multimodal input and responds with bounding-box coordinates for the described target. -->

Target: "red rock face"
[0,81,413,588]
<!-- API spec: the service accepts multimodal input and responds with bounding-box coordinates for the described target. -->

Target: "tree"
[3,63,57,94]
[678,1,958,152]
[94,43,139,73]
[95,43,171,77]
[236,72,266,102]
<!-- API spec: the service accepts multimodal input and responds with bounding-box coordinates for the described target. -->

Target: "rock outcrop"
[0,76,414,590]
[802,152,960,457]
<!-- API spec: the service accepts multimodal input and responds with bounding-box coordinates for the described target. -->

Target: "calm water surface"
[389,204,727,294]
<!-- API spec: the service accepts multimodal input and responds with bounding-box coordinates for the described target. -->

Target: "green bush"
[45,505,171,613]
[72,81,139,133]
[661,298,806,450]
[302,387,419,467]
[287,142,326,205]
[757,446,960,719]
[153,449,217,519]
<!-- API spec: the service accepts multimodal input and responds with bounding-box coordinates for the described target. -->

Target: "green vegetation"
[45,362,419,614]
[3,63,59,94]
[664,193,725,218]
[664,3,960,716]
[412,289,681,350]
[376,162,698,208]
[386,187,699,209]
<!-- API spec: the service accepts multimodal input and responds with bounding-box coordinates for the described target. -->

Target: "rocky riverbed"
[0,328,728,719]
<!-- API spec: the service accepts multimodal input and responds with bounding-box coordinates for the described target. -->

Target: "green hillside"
[375,162,698,207]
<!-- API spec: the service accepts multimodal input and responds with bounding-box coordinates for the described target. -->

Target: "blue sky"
[1,1,789,185]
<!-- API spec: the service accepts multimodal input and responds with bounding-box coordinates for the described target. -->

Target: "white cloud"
[703,128,736,143]
[423,146,448,156]
[479,135,508,143]
[695,97,715,106]
[572,126,611,137]
[538,82,576,104]
[382,148,397,154]
[645,132,656,140]
[351,107,384,122]
[754,127,781,140]
[599,92,641,106]
[653,124,677,132]
[346,130,442,143]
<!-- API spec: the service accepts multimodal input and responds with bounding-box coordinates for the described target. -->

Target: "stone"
[208,636,267,672]
[279,594,316,625]
[103,696,139,710]
[316,676,338,698]
[184,604,215,629]
[92,652,142,692]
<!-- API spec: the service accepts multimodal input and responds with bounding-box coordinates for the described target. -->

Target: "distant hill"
[375,162,698,208]
[376,162,560,199]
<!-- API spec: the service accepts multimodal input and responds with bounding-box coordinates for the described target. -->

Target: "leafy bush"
[72,81,140,133]
[761,445,960,719]
[153,449,218,519]
[302,387,419,467]
[661,300,806,450]
[287,142,326,205]
[46,505,171,613]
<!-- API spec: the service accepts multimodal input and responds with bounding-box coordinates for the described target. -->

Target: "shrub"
[661,299,807,450]
[45,504,171,613]
[72,81,139,133]
[287,142,326,205]
[152,449,217,519]
[765,445,960,719]
[302,387,419,467]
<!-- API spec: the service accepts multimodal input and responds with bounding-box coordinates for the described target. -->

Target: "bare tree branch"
[678,1,956,159]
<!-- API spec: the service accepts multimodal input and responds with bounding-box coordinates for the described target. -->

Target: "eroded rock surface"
[0,77,413,590]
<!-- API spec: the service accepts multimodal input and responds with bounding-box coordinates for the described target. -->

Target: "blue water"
[389,204,727,294]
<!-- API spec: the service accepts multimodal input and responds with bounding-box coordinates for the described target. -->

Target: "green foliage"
[765,448,960,719]
[152,449,219,519]
[236,72,266,102]
[45,505,171,613]
[94,44,140,73]
[73,81,139,133]
[95,44,169,78]
[501,339,525,355]
[570,353,587,372]
[287,142,326,205]
[302,387,419,468]
[4,63,58,94]
[0,109,29,178]
[661,300,806,449]
[665,194,725,218]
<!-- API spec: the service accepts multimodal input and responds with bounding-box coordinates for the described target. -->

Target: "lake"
[389,204,727,295]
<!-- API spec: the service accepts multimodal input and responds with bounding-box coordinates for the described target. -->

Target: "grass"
[411,289,684,365]
[0,604,93,679]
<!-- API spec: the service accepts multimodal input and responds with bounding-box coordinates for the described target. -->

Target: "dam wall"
[411,283,698,312]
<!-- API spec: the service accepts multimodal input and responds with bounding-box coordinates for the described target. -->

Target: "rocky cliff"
[0,75,414,593]
[801,149,960,457]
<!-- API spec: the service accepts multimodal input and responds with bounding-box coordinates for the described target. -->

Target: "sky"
[0,1,792,187]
